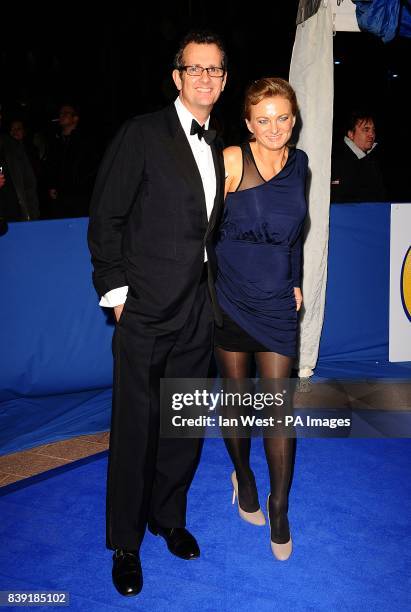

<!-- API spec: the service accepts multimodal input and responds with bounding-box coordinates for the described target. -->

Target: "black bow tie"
[190,119,216,145]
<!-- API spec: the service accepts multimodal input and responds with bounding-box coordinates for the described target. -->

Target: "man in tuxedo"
[88,31,227,596]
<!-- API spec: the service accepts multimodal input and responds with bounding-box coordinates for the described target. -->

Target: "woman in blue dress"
[215,78,307,560]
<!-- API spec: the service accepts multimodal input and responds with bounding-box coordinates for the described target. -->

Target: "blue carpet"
[0,439,410,611]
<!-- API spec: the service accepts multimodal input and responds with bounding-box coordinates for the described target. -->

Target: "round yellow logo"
[401,246,411,322]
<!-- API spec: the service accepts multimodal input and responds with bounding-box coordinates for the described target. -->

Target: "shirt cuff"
[99,286,129,307]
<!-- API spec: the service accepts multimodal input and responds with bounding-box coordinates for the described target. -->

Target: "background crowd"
[1,2,410,223]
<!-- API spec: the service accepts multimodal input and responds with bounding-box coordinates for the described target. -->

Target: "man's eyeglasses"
[179,65,225,78]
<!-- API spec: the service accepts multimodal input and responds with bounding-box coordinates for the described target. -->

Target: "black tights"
[215,348,295,543]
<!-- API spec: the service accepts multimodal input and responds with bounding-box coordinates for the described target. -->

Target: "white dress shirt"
[99,97,217,307]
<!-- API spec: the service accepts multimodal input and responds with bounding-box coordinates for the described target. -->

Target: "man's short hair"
[174,30,227,72]
[345,110,376,135]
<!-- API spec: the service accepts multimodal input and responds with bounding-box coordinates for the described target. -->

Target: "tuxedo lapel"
[163,104,224,233]
[164,105,207,220]
[205,141,224,241]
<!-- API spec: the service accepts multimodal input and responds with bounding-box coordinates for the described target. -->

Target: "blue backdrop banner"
[0,219,113,454]
[315,202,411,379]
[1,206,410,454]
[319,203,390,362]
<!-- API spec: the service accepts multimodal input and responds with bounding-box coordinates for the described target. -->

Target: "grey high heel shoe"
[267,494,292,560]
[231,471,266,526]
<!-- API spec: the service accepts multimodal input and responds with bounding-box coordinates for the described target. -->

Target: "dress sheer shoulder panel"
[236,143,266,192]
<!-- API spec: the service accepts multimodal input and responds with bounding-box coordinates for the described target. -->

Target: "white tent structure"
[289,0,361,378]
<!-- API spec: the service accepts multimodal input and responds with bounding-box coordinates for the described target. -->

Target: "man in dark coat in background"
[0,132,40,222]
[45,103,97,218]
[331,110,386,203]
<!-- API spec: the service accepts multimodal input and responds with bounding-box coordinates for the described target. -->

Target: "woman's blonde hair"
[244,77,298,120]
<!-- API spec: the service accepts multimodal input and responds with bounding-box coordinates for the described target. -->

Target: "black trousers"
[106,274,213,551]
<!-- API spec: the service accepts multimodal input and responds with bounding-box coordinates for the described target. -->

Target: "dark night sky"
[1,2,299,128]
[1,1,410,196]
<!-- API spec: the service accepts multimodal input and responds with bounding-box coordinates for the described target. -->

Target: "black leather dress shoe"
[150,526,200,560]
[112,549,143,596]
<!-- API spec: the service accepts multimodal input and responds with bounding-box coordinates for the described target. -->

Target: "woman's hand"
[294,287,303,311]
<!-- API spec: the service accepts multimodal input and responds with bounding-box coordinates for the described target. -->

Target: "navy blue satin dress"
[215,144,308,357]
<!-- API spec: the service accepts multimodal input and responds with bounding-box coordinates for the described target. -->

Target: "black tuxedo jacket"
[88,104,224,331]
